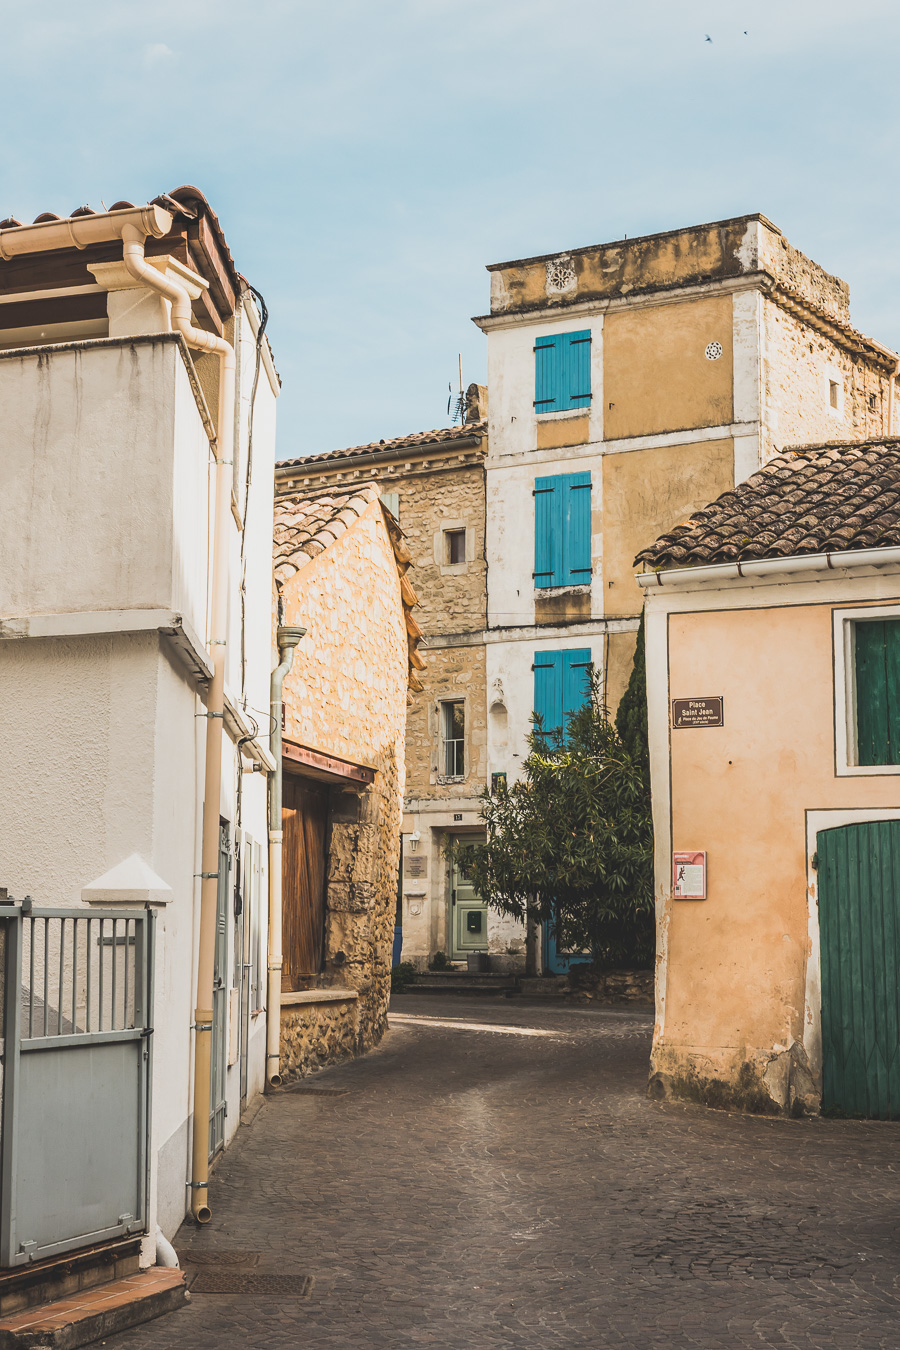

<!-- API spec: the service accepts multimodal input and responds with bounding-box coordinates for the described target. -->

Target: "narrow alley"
[106,996,900,1349]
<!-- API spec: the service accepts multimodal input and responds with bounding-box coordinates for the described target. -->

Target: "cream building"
[474,214,897,971]
[637,438,900,1118]
[0,190,278,1269]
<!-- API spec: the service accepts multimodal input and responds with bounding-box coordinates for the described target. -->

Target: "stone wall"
[762,298,894,460]
[392,461,488,800]
[279,498,408,1075]
[279,997,360,1079]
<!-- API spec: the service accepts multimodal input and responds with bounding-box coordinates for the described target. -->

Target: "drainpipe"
[120,227,236,1225]
[266,625,306,1087]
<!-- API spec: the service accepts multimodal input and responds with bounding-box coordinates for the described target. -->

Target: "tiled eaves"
[635,438,900,570]
[276,421,487,472]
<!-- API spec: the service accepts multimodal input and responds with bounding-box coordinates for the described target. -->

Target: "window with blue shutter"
[534,472,591,588]
[532,649,592,737]
[854,619,900,765]
[534,330,592,414]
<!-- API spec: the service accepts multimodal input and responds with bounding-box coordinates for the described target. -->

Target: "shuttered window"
[854,619,900,765]
[534,330,592,413]
[533,649,591,737]
[534,472,591,588]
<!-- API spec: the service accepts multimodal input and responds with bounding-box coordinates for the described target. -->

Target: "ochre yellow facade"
[603,295,734,440]
[600,439,734,617]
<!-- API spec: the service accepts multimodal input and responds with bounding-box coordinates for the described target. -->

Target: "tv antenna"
[447,354,465,425]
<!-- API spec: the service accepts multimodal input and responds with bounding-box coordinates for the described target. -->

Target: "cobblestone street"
[109,996,900,1349]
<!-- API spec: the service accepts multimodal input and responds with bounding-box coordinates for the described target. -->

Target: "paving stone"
[104,996,900,1349]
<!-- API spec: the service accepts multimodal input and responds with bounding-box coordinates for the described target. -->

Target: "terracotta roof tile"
[277,421,486,470]
[635,438,900,570]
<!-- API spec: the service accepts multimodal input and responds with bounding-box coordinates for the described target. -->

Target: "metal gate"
[818,819,900,1118]
[0,900,154,1266]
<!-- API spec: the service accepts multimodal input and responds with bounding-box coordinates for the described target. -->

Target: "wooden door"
[818,820,900,1118]
[282,776,329,989]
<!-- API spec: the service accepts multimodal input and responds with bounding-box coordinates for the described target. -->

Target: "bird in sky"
[705,33,713,42]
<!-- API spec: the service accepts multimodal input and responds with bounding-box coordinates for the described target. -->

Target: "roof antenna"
[447,354,465,425]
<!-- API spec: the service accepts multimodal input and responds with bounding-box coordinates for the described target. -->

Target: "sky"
[2,0,899,459]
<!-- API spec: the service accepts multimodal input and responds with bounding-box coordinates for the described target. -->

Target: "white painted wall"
[0,340,210,638]
[0,315,278,1247]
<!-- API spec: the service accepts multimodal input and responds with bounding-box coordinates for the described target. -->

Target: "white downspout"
[266,626,306,1087]
[121,226,235,1225]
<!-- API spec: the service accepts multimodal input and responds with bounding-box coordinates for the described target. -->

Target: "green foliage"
[390,961,418,994]
[428,950,451,971]
[462,667,654,969]
[615,613,649,788]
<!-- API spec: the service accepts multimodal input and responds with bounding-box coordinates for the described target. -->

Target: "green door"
[450,836,488,958]
[818,820,900,1118]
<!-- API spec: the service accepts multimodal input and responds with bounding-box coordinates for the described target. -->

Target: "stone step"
[0,1267,187,1349]
[411,973,518,994]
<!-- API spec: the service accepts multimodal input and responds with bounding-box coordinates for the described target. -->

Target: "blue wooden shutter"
[534,475,561,587]
[534,473,591,588]
[562,650,592,728]
[533,652,562,733]
[567,331,591,409]
[534,336,559,412]
[564,473,591,583]
[855,619,900,765]
[534,331,592,413]
[533,649,592,738]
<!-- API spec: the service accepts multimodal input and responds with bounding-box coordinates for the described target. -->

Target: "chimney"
[465,383,488,424]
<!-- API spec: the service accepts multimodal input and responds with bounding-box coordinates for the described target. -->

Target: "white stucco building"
[0,189,278,1261]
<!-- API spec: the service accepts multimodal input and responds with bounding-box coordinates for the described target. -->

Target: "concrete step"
[0,1267,187,1349]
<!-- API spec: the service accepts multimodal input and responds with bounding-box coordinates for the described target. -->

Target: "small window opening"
[441,701,465,777]
[445,529,466,565]
[829,380,840,409]
[868,392,878,412]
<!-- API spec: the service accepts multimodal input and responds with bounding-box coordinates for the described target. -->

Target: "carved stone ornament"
[546,257,576,294]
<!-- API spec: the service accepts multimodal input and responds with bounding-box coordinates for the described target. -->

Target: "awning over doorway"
[282,736,375,788]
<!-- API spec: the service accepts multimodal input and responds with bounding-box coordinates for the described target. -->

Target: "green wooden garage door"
[818,820,900,1118]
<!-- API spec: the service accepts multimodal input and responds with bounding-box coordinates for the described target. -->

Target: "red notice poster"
[673,851,706,900]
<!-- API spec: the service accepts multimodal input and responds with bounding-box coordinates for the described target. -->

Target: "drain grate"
[182,1251,259,1267]
[187,1269,313,1296]
[283,1084,349,1096]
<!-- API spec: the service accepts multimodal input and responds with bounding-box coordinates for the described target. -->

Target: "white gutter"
[636,545,900,591]
[0,205,172,258]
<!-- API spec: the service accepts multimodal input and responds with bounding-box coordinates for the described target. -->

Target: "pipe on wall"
[266,625,306,1088]
[121,226,236,1225]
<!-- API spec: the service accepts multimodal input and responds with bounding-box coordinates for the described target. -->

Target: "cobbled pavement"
[105,995,900,1348]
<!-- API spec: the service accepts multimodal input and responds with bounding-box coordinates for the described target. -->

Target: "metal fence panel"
[0,905,153,1266]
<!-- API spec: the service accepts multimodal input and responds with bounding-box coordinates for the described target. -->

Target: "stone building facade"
[275,405,525,969]
[273,484,421,1073]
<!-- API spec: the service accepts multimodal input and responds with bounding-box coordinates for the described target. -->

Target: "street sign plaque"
[672,696,723,728]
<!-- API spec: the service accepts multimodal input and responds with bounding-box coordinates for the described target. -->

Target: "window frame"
[444,528,466,566]
[439,699,466,780]
[834,605,900,776]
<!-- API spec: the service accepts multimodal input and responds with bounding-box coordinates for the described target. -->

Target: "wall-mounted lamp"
[409,831,421,853]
